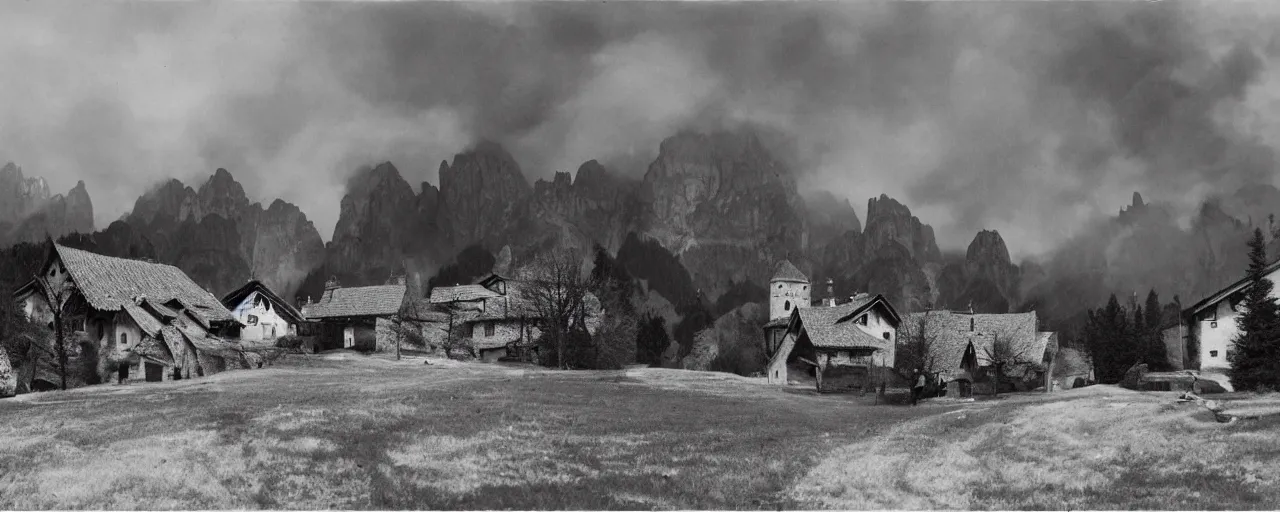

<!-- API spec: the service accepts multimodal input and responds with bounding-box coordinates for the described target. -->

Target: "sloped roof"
[429,284,501,304]
[771,260,809,283]
[1185,258,1280,318]
[221,280,305,324]
[122,303,164,338]
[402,299,451,323]
[44,244,234,322]
[134,336,175,365]
[304,284,406,319]
[1053,346,1093,378]
[901,310,1047,377]
[792,298,894,350]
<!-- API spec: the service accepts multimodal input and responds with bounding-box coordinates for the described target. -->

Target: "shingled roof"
[304,284,406,319]
[771,259,809,283]
[429,284,501,304]
[901,310,1050,379]
[790,295,898,350]
[37,244,235,322]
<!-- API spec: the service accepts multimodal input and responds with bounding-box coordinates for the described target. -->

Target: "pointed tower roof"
[771,259,809,283]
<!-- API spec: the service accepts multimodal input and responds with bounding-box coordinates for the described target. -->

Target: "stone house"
[12,243,244,385]
[220,280,303,342]
[763,260,813,356]
[766,293,902,392]
[429,273,602,363]
[901,310,1057,396]
[300,277,407,352]
[1181,260,1280,391]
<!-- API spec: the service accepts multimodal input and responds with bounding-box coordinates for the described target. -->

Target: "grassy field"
[0,351,1278,510]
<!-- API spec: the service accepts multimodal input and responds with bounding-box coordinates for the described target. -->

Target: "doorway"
[343,326,355,348]
[144,363,164,382]
[118,364,129,383]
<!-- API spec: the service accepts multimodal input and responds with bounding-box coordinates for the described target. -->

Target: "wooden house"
[300,277,406,351]
[12,243,243,385]
[766,293,902,392]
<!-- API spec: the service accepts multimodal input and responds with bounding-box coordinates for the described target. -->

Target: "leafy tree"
[1228,228,1280,391]
[983,326,1039,396]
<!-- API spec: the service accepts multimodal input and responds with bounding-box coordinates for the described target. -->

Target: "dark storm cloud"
[2,1,1278,256]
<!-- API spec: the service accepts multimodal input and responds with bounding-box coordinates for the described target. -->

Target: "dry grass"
[0,352,936,510]
[4,353,1276,510]
[788,386,1280,510]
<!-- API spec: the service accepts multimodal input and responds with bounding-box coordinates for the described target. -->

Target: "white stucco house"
[1182,259,1280,391]
[220,280,304,342]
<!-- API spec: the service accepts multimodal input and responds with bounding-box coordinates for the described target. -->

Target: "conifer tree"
[1144,289,1167,370]
[1228,228,1280,391]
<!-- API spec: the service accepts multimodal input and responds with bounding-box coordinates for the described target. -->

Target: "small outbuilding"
[301,277,407,351]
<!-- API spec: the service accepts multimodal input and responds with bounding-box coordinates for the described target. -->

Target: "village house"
[428,273,603,363]
[901,310,1057,396]
[762,260,902,391]
[220,280,303,343]
[12,244,245,385]
[300,277,407,352]
[1180,259,1280,391]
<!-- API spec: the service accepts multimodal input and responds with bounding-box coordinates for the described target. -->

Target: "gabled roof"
[1184,258,1280,317]
[790,297,897,350]
[303,284,406,319]
[429,284,501,304]
[24,244,235,323]
[771,260,809,283]
[221,280,305,324]
[901,310,1047,378]
[122,303,164,338]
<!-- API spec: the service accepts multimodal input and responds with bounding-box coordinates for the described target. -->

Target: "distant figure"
[912,370,925,406]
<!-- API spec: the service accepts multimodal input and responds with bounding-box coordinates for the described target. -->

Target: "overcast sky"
[3,1,1279,258]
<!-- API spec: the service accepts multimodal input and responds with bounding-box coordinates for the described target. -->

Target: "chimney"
[825,278,835,307]
[324,276,341,292]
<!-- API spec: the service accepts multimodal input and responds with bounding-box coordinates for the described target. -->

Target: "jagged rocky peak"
[438,140,533,244]
[965,229,1011,267]
[1133,191,1145,208]
[198,168,251,220]
[0,161,53,222]
[863,194,941,263]
[129,178,201,226]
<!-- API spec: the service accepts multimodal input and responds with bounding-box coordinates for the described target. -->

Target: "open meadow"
[1,351,1278,510]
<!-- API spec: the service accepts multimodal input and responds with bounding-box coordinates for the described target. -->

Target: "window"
[96,321,104,340]
[1209,309,1218,322]
[120,333,128,346]
[777,284,782,289]
[883,332,891,340]
[785,300,791,311]
[1210,350,1219,358]
[857,315,867,326]
[803,286,807,291]
[485,322,495,337]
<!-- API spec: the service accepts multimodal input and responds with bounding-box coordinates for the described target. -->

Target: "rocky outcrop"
[118,169,324,299]
[864,194,941,263]
[438,141,534,248]
[804,191,861,252]
[1,163,94,246]
[936,230,1021,313]
[530,160,641,253]
[640,130,807,300]
[326,162,439,288]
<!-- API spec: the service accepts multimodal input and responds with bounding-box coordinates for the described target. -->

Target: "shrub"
[275,335,304,350]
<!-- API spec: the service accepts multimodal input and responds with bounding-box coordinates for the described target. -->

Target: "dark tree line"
[1083,289,1174,383]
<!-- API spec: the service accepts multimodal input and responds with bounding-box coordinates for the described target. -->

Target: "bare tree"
[982,327,1037,396]
[524,249,590,369]
[897,313,942,375]
[31,269,77,390]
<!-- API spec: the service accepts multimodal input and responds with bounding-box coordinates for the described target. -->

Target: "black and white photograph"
[1,0,1280,509]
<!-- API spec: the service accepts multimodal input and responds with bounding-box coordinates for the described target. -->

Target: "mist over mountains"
[4,123,1278,342]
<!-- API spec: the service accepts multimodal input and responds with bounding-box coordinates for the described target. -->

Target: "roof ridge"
[55,243,185,272]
